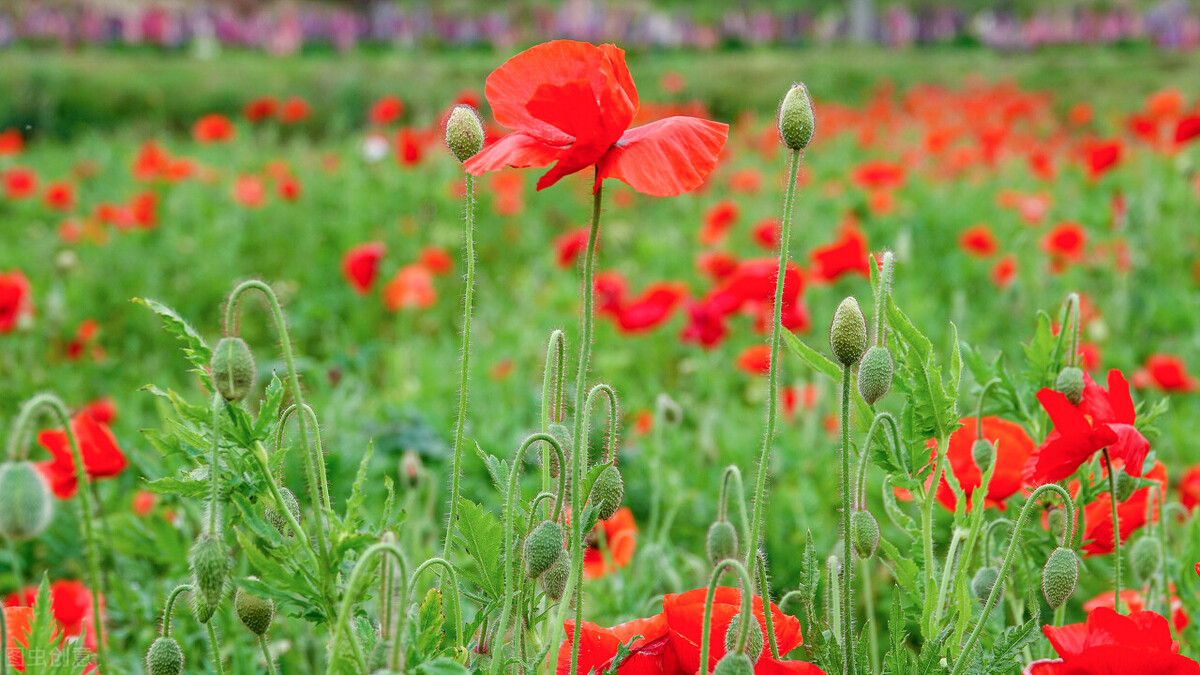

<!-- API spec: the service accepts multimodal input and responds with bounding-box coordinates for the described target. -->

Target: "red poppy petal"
[755,658,829,675]
[1105,423,1150,477]
[484,40,607,146]
[464,133,563,176]
[1036,388,1092,436]
[597,117,729,197]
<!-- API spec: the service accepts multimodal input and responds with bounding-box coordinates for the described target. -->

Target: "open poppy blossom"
[1132,354,1197,393]
[613,283,688,333]
[383,264,436,311]
[737,344,773,375]
[1083,589,1189,632]
[4,580,104,650]
[0,270,34,333]
[192,114,235,143]
[1083,139,1122,179]
[928,416,1034,512]
[1023,607,1200,675]
[810,223,870,282]
[342,242,386,295]
[584,507,637,578]
[701,200,740,246]
[556,614,676,675]
[1078,460,1166,557]
[1042,222,1087,261]
[463,40,728,197]
[959,224,998,258]
[36,412,128,499]
[4,606,33,671]
[1180,465,1200,512]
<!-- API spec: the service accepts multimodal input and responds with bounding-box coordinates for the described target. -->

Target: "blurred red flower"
[132,490,156,517]
[851,160,905,191]
[131,191,158,229]
[929,417,1033,512]
[342,242,386,295]
[1132,354,1196,393]
[584,507,637,578]
[700,200,740,246]
[279,97,311,124]
[614,283,688,333]
[0,271,34,333]
[555,227,593,268]
[680,299,729,349]
[81,398,117,425]
[1084,139,1122,179]
[36,412,128,499]
[959,224,997,258]
[594,271,629,317]
[0,128,23,156]
[3,606,33,671]
[192,114,235,143]
[3,166,38,200]
[752,219,780,251]
[463,40,728,196]
[991,255,1017,287]
[1042,222,1086,261]
[810,224,870,282]
[1180,465,1200,512]
[43,181,75,211]
[1176,115,1200,146]
[396,127,425,166]
[736,345,772,375]
[369,95,406,126]
[1078,460,1166,557]
[418,246,454,276]
[697,251,739,281]
[1024,607,1199,675]
[383,264,436,311]
[243,97,278,122]
[233,175,267,208]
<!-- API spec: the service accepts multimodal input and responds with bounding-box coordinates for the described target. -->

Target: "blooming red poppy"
[463,40,728,197]
[1079,460,1166,557]
[1084,139,1122,179]
[35,412,127,499]
[0,128,23,156]
[697,251,739,282]
[991,255,1017,287]
[929,417,1034,512]
[81,398,117,425]
[959,225,998,258]
[614,283,688,333]
[851,160,905,191]
[594,271,629,317]
[700,200,740,246]
[752,219,780,251]
[279,97,311,124]
[1024,369,1150,485]
[232,175,267,208]
[1176,115,1200,146]
[243,97,278,122]
[1083,589,1188,632]
[369,95,406,126]
[680,299,730,349]
[1132,354,1197,393]
[396,127,425,166]
[131,191,158,229]
[43,181,75,211]
[584,507,637,578]
[3,581,104,654]
[1180,465,1200,512]
[1023,607,1199,675]
[0,271,34,333]
[736,345,773,376]
[810,225,870,282]
[555,227,593,268]
[556,614,677,675]
[1042,222,1087,261]
[383,264,436,311]
[3,166,38,200]
[192,114,235,143]
[4,606,33,671]
[342,242,386,295]
[418,246,453,276]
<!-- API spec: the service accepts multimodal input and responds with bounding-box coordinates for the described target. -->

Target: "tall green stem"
[697,559,756,673]
[540,330,567,493]
[209,393,222,533]
[207,622,226,675]
[328,542,409,674]
[921,435,949,637]
[409,558,466,650]
[1104,449,1123,613]
[260,636,280,675]
[161,584,192,638]
[839,366,855,675]
[746,148,802,573]
[444,172,478,561]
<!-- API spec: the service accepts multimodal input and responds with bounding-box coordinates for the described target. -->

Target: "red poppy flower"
[418,246,453,276]
[132,490,156,517]
[555,227,593,268]
[697,251,739,282]
[342,242,386,295]
[1083,589,1188,632]
[243,97,278,123]
[680,299,730,349]
[584,507,637,578]
[369,95,406,126]
[42,181,75,211]
[1180,465,1200,512]
[4,606,33,671]
[1132,354,1196,393]
[701,200,740,246]
[0,271,34,333]
[556,614,677,675]
[192,114,235,143]
[1024,370,1150,485]
[35,412,127,499]
[274,174,301,202]
[737,345,773,376]
[396,127,425,166]
[959,225,998,258]
[594,271,629,317]
[1176,115,1200,146]
[1042,222,1087,261]
[1023,607,1199,675]
[1084,139,1122,179]
[615,283,688,333]
[752,219,780,251]
[3,166,38,200]
[383,264,436,311]
[131,191,158,229]
[728,168,762,194]
[0,128,23,156]
[633,410,654,435]
[1079,460,1166,557]
[279,97,311,124]
[928,417,1034,512]
[991,255,1017,287]
[851,160,905,191]
[81,398,117,425]
[810,225,870,282]
[232,175,267,208]
[3,581,104,654]
[463,40,728,197]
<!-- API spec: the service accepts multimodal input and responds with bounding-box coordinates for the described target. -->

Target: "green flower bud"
[264,486,301,538]
[524,520,564,578]
[972,439,995,474]
[857,346,893,405]
[850,510,880,559]
[542,553,570,601]
[657,393,684,426]
[1041,547,1079,609]
[0,461,55,541]
[777,83,816,151]
[1046,508,1067,540]
[590,465,625,522]
[1131,537,1162,585]
[445,104,484,163]
[713,652,755,675]
[211,336,256,402]
[1055,366,1084,406]
[235,580,275,636]
[830,297,868,367]
[971,566,1001,601]
[189,533,230,619]
[706,520,739,566]
[724,613,764,661]
[145,636,185,675]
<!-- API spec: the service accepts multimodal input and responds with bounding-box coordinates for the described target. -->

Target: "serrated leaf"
[782,330,873,423]
[474,442,510,498]
[884,586,914,675]
[915,624,954,675]
[888,297,960,443]
[253,375,285,441]
[452,498,506,598]
[881,477,916,537]
[413,588,445,657]
[799,530,821,604]
[879,537,922,601]
[134,297,212,388]
[343,442,374,532]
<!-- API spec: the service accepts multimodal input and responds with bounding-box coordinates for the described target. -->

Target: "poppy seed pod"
[210,336,256,402]
[590,465,625,521]
[524,520,564,578]
[1046,508,1067,540]
[857,346,894,404]
[1041,547,1079,609]
[1055,366,1084,406]
[972,439,995,473]
[445,105,484,163]
[971,566,1001,601]
[264,486,301,538]
[724,613,764,661]
[706,520,739,566]
[542,554,570,601]
[777,83,815,151]
[713,652,755,675]
[1131,537,1162,584]
[830,297,868,367]
[850,510,880,559]
[0,461,55,541]
[235,581,275,635]
[189,533,230,616]
[145,636,185,675]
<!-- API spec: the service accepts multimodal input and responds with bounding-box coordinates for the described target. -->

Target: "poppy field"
[3,42,1200,675]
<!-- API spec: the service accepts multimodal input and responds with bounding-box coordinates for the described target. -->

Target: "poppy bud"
[542,554,570,601]
[445,105,484,163]
[145,636,185,675]
[857,346,893,404]
[1115,470,1138,502]
[590,465,625,521]
[777,83,816,151]
[1055,366,1084,406]
[713,652,755,675]
[706,520,739,566]
[1041,547,1079,609]
[972,439,995,474]
[235,580,275,636]
[192,592,217,625]
[524,520,564,578]
[657,393,684,426]
[850,510,880,559]
[189,533,230,618]
[1131,537,1162,584]
[265,486,301,538]
[400,450,423,489]
[547,423,572,479]
[724,613,764,661]
[830,297,867,367]
[210,336,256,402]
[971,566,1001,601]
[0,461,55,541]
[1046,508,1067,540]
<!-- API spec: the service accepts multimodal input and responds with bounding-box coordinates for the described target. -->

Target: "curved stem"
[444,171,478,562]
[981,518,1014,565]
[328,542,409,674]
[250,442,316,558]
[161,584,193,638]
[409,557,465,650]
[274,403,324,484]
[756,558,781,660]
[1104,449,1123,613]
[746,148,802,573]
[839,366,855,675]
[207,621,226,675]
[975,379,1000,439]
[950,484,1074,674]
[698,559,755,673]
[260,635,280,675]
[541,330,567,493]
[722,466,750,555]
[583,383,620,464]
[862,412,903,486]
[933,528,966,626]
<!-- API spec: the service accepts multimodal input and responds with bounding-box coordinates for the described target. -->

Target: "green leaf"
[343,442,374,532]
[879,537,922,601]
[915,624,954,675]
[252,375,285,441]
[451,498,506,599]
[1022,310,1057,390]
[881,477,916,537]
[134,297,212,388]
[474,441,511,498]
[798,530,821,605]
[782,330,873,424]
[883,586,914,675]
[413,657,471,675]
[413,588,445,657]
[887,297,960,443]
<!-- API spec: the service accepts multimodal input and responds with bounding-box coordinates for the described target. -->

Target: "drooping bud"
[542,554,570,601]
[524,520,564,578]
[850,510,880,559]
[857,346,893,405]
[724,613,764,661]
[235,579,275,635]
[971,566,1001,601]
[830,297,868,367]
[145,636,185,675]
[189,533,230,619]
[777,83,816,151]
[1041,547,1079,609]
[1055,367,1084,406]
[590,465,625,521]
[657,393,683,426]
[264,486,301,538]
[445,105,484,163]
[210,336,256,402]
[1131,537,1162,584]
[0,461,55,541]
[547,423,572,479]
[706,520,739,566]
[713,652,755,675]
[399,450,423,489]
[1046,508,1067,540]
[1115,470,1139,502]
[972,439,995,474]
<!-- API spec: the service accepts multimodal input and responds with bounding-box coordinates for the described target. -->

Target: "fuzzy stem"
[250,442,317,559]
[1104,449,1123,613]
[872,252,894,348]
[328,542,409,674]
[698,559,755,673]
[933,528,966,626]
[260,635,280,675]
[6,542,23,600]
[583,383,620,465]
[541,329,567,493]
[722,466,750,556]
[746,148,802,574]
[274,403,324,480]
[443,171,478,563]
[982,518,1014,565]
[950,484,1075,674]
[975,379,1000,438]
[409,557,466,650]
[861,558,881,673]
[839,366,855,675]
[756,557,782,659]
[921,435,949,638]
[209,393,222,533]
[161,584,192,638]
[207,621,226,675]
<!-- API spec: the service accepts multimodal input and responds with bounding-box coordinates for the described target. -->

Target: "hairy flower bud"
[971,566,1001,601]
[400,450,423,489]
[724,613,764,661]
[777,83,816,151]
[524,520,564,578]
[235,580,275,635]
[657,393,684,426]
[145,636,185,675]
[1131,537,1162,584]
[210,336,256,402]
[1046,508,1067,540]
[264,486,301,538]
[445,105,484,163]
[857,346,893,405]
[830,297,868,367]
[0,461,55,541]
[713,652,755,675]
[972,439,995,474]
[1041,547,1079,609]
[189,533,230,619]
[1055,366,1084,406]
[850,510,880,559]
[590,465,625,521]
[706,520,739,566]
[542,554,570,601]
